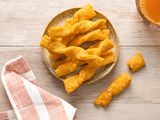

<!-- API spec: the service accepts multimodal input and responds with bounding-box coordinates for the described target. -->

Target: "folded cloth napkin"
[0,56,77,120]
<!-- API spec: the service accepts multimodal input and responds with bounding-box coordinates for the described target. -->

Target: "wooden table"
[0,0,160,119]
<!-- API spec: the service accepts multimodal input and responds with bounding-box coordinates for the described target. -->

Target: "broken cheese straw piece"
[48,19,107,38]
[127,53,145,72]
[94,73,132,107]
[65,4,96,26]
[69,29,110,46]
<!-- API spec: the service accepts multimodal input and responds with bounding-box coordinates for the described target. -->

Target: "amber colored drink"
[139,0,160,25]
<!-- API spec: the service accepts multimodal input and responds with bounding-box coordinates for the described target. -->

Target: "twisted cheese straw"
[48,19,106,38]
[69,29,110,46]
[64,65,97,94]
[65,4,96,26]
[94,73,132,107]
[49,42,104,67]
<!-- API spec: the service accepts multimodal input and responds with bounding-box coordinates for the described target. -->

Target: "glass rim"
[135,0,160,28]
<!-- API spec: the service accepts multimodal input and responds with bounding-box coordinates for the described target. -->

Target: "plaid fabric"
[0,110,17,120]
[0,56,77,120]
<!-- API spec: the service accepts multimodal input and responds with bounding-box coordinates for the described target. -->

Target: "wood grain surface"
[0,0,160,120]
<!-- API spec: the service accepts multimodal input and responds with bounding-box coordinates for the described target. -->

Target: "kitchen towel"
[0,56,77,120]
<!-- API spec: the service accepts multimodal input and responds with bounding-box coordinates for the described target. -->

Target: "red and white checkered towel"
[0,56,77,120]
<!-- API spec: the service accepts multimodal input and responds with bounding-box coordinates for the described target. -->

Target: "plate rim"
[41,7,120,84]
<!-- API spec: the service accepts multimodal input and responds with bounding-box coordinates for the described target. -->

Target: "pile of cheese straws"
[40,4,145,107]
